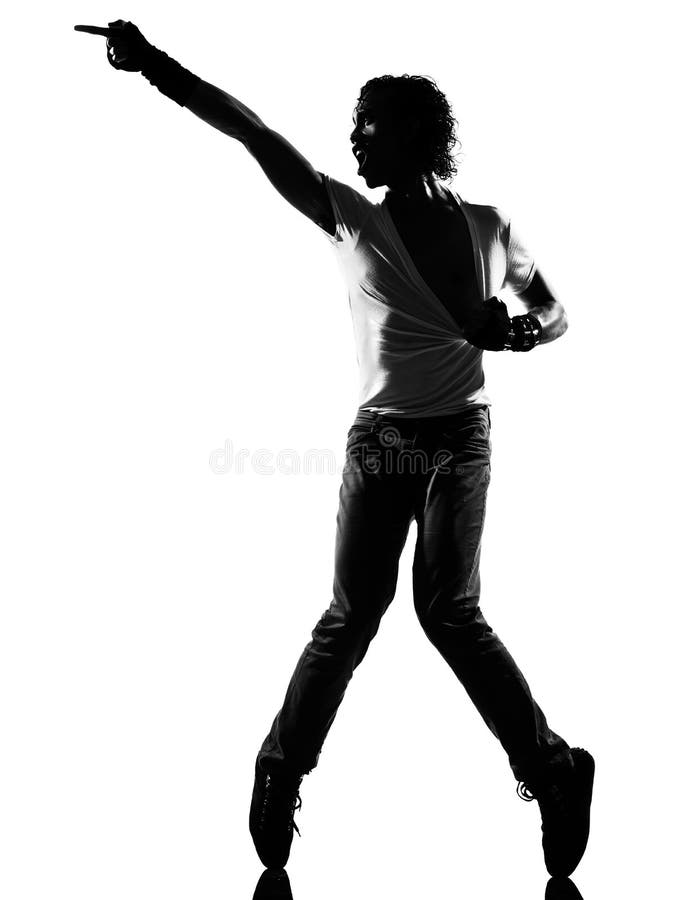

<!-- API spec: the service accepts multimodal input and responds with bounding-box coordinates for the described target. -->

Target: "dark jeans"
[257,405,572,784]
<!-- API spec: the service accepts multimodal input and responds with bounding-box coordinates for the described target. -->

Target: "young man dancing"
[75,20,595,879]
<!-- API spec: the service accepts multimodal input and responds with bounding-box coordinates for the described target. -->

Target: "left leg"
[411,411,572,783]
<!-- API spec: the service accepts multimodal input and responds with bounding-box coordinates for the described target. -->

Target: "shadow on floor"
[546,877,585,899]
[250,867,586,899]
[252,868,293,899]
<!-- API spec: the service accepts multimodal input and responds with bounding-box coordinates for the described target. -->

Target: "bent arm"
[184,80,336,234]
[518,270,569,344]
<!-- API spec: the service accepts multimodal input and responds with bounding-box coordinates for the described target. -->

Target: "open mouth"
[353,145,368,172]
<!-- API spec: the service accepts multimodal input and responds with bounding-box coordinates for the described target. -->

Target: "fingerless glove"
[105,21,200,107]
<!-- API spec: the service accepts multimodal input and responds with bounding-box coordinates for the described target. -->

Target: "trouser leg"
[412,430,572,783]
[258,429,414,776]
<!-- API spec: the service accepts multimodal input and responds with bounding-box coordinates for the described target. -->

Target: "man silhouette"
[75,20,595,879]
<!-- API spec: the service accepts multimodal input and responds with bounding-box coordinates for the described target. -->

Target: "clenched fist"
[74,20,155,72]
[462,296,513,351]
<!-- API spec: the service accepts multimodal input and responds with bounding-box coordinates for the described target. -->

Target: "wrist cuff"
[141,48,201,107]
[509,313,543,352]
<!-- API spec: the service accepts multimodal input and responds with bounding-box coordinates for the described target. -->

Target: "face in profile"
[350,90,420,189]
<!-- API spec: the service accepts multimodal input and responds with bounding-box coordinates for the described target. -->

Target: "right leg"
[257,425,415,776]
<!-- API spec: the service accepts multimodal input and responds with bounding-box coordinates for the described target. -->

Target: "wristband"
[505,313,543,352]
[140,47,201,107]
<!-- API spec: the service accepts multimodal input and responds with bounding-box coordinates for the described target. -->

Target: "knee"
[311,592,386,650]
[415,591,489,641]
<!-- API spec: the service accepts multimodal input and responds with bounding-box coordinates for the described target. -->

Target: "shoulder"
[458,199,511,256]
[457,196,509,232]
[321,173,377,211]
[318,172,378,243]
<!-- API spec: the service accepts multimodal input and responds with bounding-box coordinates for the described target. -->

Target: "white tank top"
[317,173,536,417]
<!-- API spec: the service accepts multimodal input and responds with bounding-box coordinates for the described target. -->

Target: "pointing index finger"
[73,25,120,37]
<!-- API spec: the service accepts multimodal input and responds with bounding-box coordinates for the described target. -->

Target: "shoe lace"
[517,780,535,802]
[291,792,303,837]
[517,776,571,821]
[262,773,304,838]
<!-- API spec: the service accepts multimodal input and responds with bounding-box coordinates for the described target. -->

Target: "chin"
[360,168,383,188]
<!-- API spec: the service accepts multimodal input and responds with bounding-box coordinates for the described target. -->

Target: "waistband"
[352,405,490,436]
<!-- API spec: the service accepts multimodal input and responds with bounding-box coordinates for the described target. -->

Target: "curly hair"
[356,74,460,181]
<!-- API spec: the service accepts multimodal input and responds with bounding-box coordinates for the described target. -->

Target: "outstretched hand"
[462,297,513,351]
[74,20,154,71]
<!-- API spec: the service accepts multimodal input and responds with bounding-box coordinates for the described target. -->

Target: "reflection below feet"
[250,868,586,899]
[546,876,585,900]
[252,867,294,899]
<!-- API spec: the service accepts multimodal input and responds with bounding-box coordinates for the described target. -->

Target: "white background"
[2,2,671,898]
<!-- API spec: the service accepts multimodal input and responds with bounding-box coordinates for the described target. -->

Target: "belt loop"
[370,412,382,434]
